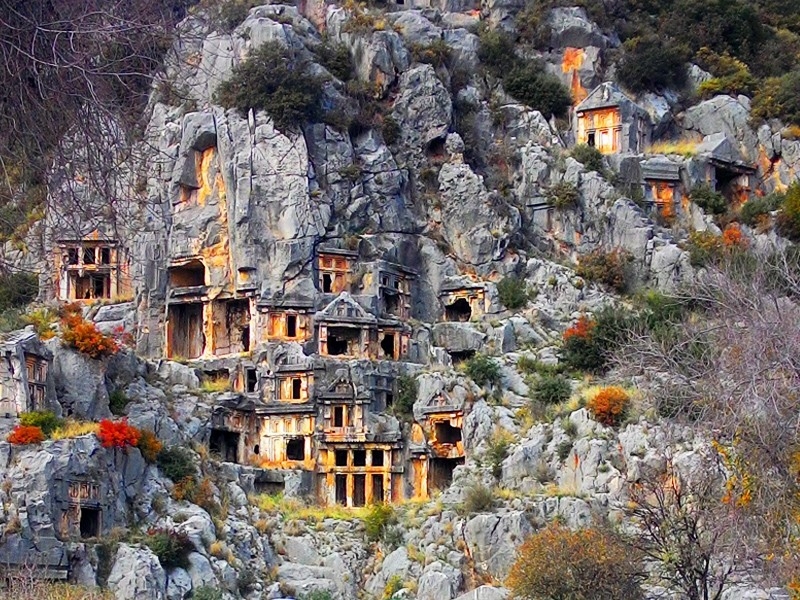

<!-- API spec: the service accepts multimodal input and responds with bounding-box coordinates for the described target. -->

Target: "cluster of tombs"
[564,82,757,223]
[160,246,493,507]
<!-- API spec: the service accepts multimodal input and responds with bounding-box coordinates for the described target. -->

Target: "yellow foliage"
[254,493,368,522]
[49,420,99,440]
[647,138,699,157]
[200,375,231,393]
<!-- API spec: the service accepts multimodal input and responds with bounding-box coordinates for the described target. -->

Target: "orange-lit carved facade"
[0,331,56,417]
[318,249,357,294]
[439,281,487,322]
[54,232,132,302]
[316,374,402,506]
[641,158,683,219]
[409,390,466,500]
[165,257,256,360]
[691,133,756,208]
[574,82,651,155]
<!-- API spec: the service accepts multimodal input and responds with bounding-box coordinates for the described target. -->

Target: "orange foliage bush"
[60,303,119,359]
[507,523,643,599]
[587,386,630,426]
[97,419,140,448]
[136,429,163,463]
[563,315,594,341]
[7,424,45,445]
[722,222,747,248]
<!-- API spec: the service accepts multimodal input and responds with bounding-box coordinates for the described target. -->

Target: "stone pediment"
[315,292,377,324]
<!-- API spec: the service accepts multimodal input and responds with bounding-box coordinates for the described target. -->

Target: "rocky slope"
[1,1,799,599]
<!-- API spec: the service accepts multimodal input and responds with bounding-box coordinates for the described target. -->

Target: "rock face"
[108,545,167,600]
[1,2,797,600]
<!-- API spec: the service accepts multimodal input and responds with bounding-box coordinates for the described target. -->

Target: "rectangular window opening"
[372,474,384,503]
[353,474,366,507]
[83,247,96,264]
[100,247,111,265]
[286,437,305,461]
[286,314,297,337]
[335,449,348,467]
[79,507,101,539]
[333,406,345,428]
[372,450,385,467]
[291,378,302,400]
[246,368,257,393]
[353,449,367,467]
[335,474,347,505]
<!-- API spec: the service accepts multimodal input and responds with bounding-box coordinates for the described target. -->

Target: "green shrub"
[777,182,800,242]
[142,528,193,570]
[690,184,727,215]
[496,276,529,310]
[664,0,765,63]
[364,503,396,542]
[517,356,563,377]
[570,144,604,174]
[503,66,572,118]
[462,483,495,513]
[382,575,404,600]
[477,29,518,77]
[740,192,784,227]
[381,116,400,145]
[156,446,197,482]
[531,374,572,405]
[686,230,724,267]
[752,70,800,126]
[634,289,688,340]
[19,411,62,436]
[409,39,451,68]
[560,307,633,374]
[485,431,512,479]
[464,355,502,388]
[546,181,580,210]
[215,41,325,131]
[393,375,417,419]
[617,36,688,93]
[198,0,260,32]
[575,249,634,293]
[695,49,756,98]
[314,42,353,81]
[0,272,38,312]
[108,389,130,416]
[193,586,224,600]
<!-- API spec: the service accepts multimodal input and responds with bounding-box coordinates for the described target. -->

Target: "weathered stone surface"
[683,95,759,160]
[464,512,533,580]
[454,586,510,600]
[546,7,608,49]
[49,341,111,420]
[107,544,167,600]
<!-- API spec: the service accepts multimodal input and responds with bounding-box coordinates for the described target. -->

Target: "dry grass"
[253,493,369,522]
[647,138,699,157]
[49,420,99,440]
[1,579,113,600]
[200,375,231,393]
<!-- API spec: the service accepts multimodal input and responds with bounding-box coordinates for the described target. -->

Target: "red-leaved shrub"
[587,386,630,426]
[60,303,119,359]
[7,425,45,445]
[563,315,594,341]
[97,419,140,448]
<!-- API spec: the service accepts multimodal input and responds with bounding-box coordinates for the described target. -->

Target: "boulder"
[464,512,533,579]
[107,544,167,600]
